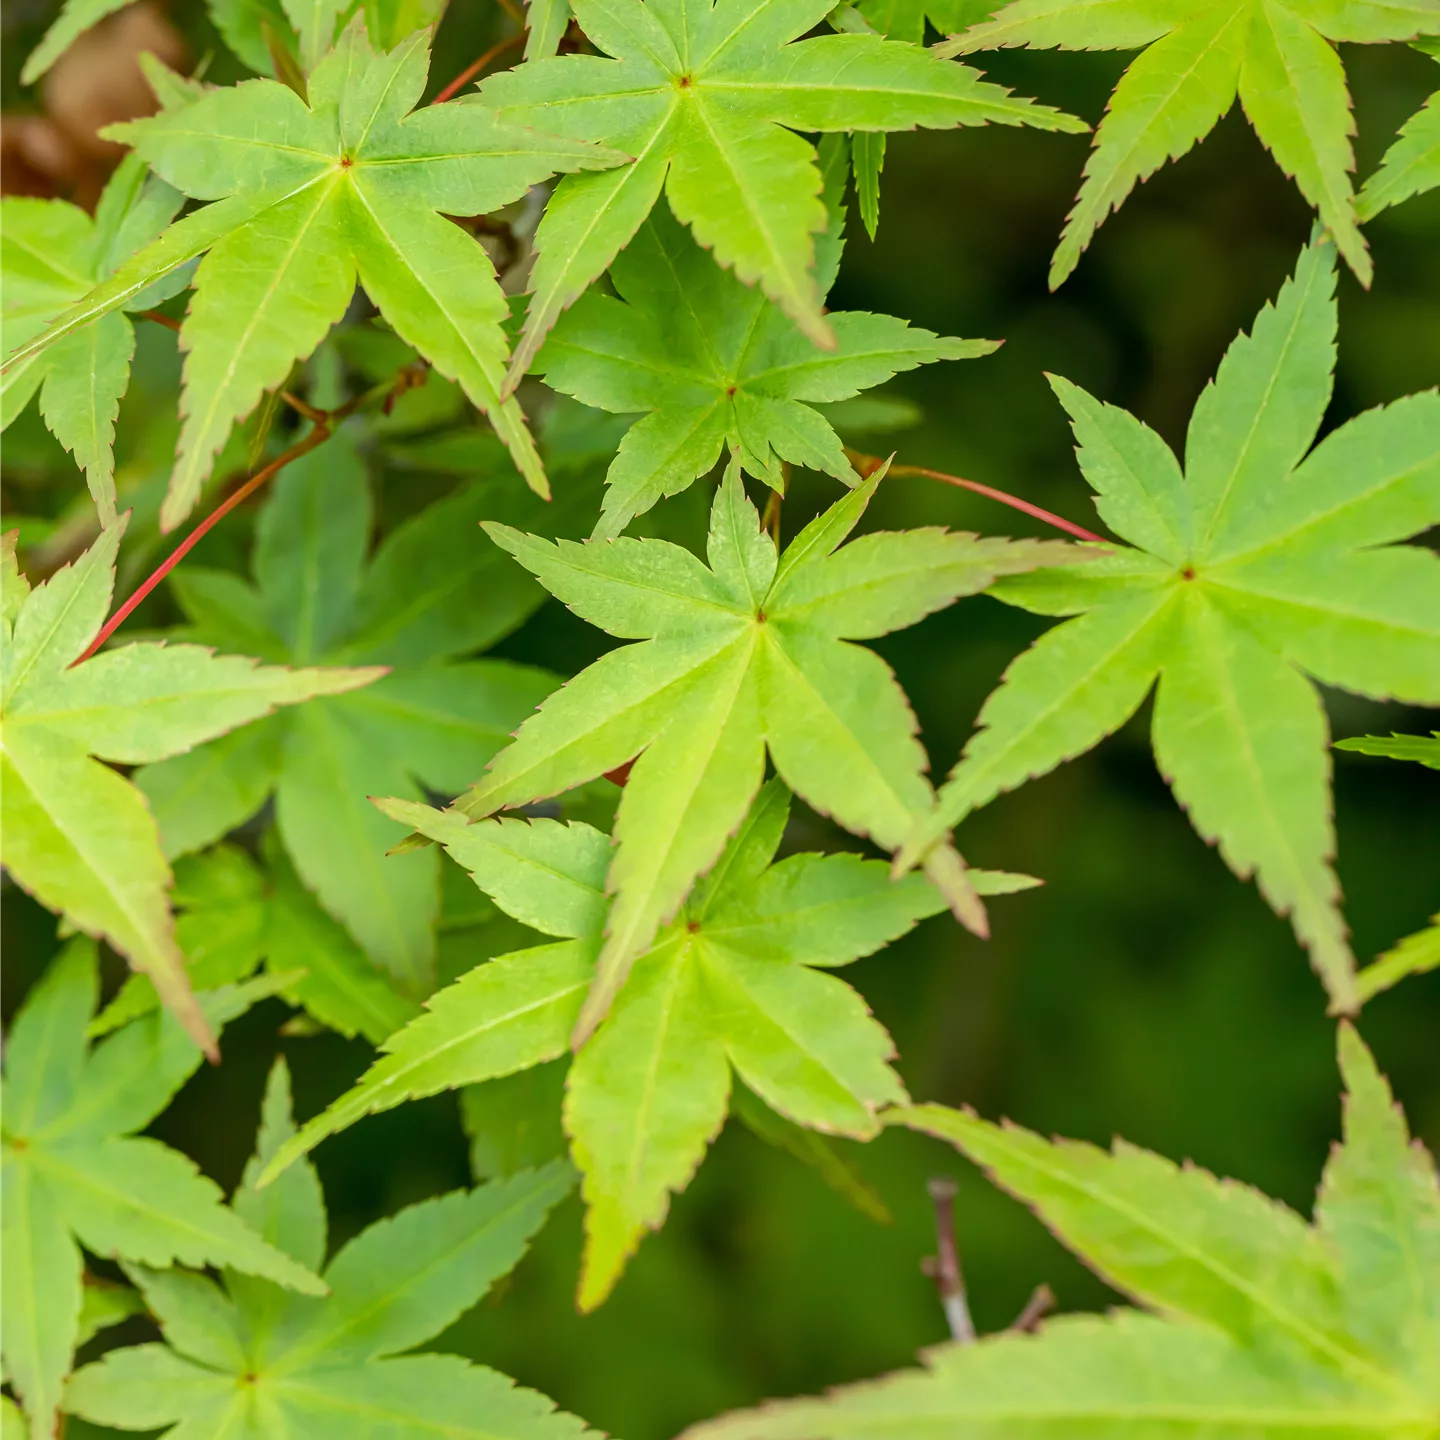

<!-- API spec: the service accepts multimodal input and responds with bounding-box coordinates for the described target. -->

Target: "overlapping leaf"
[945,0,1440,287]
[134,432,576,999]
[444,460,1075,1039]
[92,840,421,1044]
[478,0,1085,385]
[899,239,1440,1013]
[64,1056,588,1440]
[1,944,325,1440]
[0,523,375,1051]
[1357,43,1440,219]
[4,23,628,528]
[683,1025,1440,1438]
[261,780,1036,1308]
[1,157,186,523]
[537,140,996,538]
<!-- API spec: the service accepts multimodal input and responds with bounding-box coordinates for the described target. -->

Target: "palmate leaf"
[134,431,588,999]
[1356,45,1440,219]
[91,840,421,1044]
[899,239,1440,1014]
[64,1057,589,1440]
[944,0,1440,287]
[450,459,1077,1040]
[1,156,186,523]
[0,523,376,1053]
[537,138,996,538]
[3,24,627,530]
[477,0,1085,386]
[1,944,326,1440]
[261,781,1038,1308]
[683,1026,1440,1439]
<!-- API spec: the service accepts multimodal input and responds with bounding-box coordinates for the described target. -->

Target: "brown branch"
[138,309,182,332]
[434,31,526,103]
[848,450,1106,545]
[921,1178,976,1343]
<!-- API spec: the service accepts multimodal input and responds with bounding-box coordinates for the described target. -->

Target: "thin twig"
[922,1178,976,1343]
[848,450,1106,545]
[71,366,424,665]
[71,428,332,666]
[1010,1283,1055,1333]
[138,309,182,333]
[434,30,526,103]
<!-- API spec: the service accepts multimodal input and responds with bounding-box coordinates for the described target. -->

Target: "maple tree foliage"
[260,779,1036,1306]
[0,1,1435,1435]
[0,525,374,1053]
[683,1026,1440,1436]
[944,0,1440,287]
[898,238,1440,1015]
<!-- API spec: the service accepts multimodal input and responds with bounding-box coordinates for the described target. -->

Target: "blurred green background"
[3,5,1438,1438]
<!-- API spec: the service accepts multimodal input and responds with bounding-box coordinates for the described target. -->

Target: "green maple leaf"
[537,138,996,538]
[64,1056,587,1440]
[2,944,326,1440]
[1357,46,1440,219]
[682,1025,1440,1439]
[133,432,578,1000]
[3,23,627,530]
[477,0,1085,386]
[944,0,1440,287]
[0,523,375,1053]
[0,156,186,524]
[447,459,1077,1040]
[91,839,422,1045]
[899,239,1440,1014]
[258,780,1037,1308]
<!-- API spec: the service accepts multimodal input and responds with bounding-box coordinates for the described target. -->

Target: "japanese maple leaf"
[477,0,1086,386]
[133,433,584,999]
[684,1026,1440,1438]
[537,140,996,538]
[0,525,376,1053]
[448,460,1078,1041]
[943,0,1440,287]
[259,781,1036,1308]
[1,946,325,1440]
[1356,42,1440,219]
[898,239,1440,1014]
[91,840,421,1046]
[0,157,185,523]
[3,22,627,529]
[64,1058,587,1440]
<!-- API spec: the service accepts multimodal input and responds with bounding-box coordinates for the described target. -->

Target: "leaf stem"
[922,1178,976,1343]
[434,31,527,103]
[72,366,425,665]
[138,309,183,333]
[1010,1283,1055,1333]
[847,450,1105,544]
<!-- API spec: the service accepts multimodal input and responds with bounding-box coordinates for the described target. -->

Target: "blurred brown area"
[1,1,185,206]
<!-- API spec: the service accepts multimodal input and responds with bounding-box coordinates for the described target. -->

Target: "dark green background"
[3,5,1438,1437]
